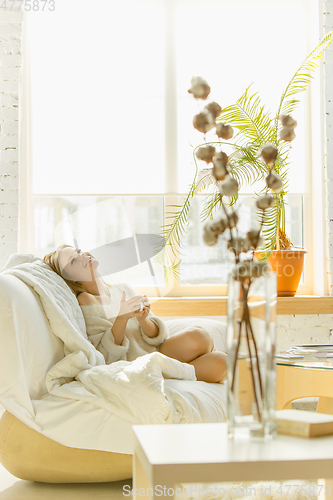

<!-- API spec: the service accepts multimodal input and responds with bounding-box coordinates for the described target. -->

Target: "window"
[21,0,324,296]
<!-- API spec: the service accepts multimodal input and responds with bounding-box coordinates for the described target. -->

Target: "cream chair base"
[0,411,132,483]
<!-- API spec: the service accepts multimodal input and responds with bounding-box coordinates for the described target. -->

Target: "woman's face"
[58,246,99,282]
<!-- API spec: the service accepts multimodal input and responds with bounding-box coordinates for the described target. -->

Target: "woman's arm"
[119,283,169,347]
[137,316,159,338]
[111,315,129,345]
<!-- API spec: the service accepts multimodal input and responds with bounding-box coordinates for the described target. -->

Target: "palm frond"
[228,144,268,185]
[258,204,278,254]
[152,251,182,288]
[220,83,276,145]
[162,259,182,288]
[199,189,223,223]
[194,168,214,194]
[258,192,286,253]
[275,31,333,130]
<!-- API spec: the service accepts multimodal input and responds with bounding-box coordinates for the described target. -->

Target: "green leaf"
[219,83,276,145]
[275,31,333,133]
[194,168,215,194]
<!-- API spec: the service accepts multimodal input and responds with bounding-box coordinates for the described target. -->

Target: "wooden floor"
[0,464,133,500]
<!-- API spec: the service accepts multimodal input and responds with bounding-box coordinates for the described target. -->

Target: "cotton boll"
[226,211,239,229]
[246,230,264,249]
[279,126,296,142]
[193,110,215,134]
[256,195,276,210]
[202,229,218,246]
[212,164,228,180]
[265,171,283,191]
[210,217,227,234]
[279,114,297,128]
[195,145,216,164]
[216,122,234,140]
[244,235,264,250]
[212,151,229,180]
[278,114,297,141]
[203,220,215,234]
[220,174,239,197]
[258,143,278,165]
[204,101,222,119]
[228,236,250,255]
[204,217,227,235]
[213,151,228,168]
[188,76,211,100]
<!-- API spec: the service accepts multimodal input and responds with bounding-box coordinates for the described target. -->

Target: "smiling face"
[58,246,99,282]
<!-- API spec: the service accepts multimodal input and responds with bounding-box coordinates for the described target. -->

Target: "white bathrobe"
[80,281,169,364]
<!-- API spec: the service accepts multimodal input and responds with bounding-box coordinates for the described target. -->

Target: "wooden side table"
[132,422,333,500]
[276,361,333,413]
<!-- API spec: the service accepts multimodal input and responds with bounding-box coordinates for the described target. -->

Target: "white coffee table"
[132,423,333,500]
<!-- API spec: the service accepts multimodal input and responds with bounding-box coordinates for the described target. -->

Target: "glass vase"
[227,270,277,439]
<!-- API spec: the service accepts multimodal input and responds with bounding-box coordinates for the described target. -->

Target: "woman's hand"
[142,295,150,312]
[137,306,150,322]
[137,295,151,322]
[118,291,150,321]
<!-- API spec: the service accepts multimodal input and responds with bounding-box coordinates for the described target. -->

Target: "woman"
[43,244,227,384]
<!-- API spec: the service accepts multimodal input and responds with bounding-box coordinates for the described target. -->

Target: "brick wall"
[324,0,333,295]
[0,10,22,270]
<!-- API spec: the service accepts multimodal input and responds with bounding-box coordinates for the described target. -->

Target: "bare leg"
[188,352,227,384]
[159,327,214,362]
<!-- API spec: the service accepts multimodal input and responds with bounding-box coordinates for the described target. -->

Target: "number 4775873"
[0,1,55,11]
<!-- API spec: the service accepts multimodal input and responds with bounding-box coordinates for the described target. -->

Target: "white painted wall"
[162,315,333,352]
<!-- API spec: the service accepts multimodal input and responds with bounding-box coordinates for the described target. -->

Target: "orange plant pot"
[267,249,307,297]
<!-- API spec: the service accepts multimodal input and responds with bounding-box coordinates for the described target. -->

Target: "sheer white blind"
[27,0,313,195]
[28,0,165,194]
[175,0,311,194]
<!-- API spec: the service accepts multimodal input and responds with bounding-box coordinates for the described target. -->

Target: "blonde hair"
[43,244,112,298]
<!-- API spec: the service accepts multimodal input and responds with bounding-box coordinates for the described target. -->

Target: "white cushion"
[0,274,65,404]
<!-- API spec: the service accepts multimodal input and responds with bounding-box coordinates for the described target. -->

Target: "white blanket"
[3,262,206,425]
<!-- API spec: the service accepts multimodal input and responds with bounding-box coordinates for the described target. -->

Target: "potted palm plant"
[155,31,333,296]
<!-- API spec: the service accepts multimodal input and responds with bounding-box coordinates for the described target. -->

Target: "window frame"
[19,0,328,298]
